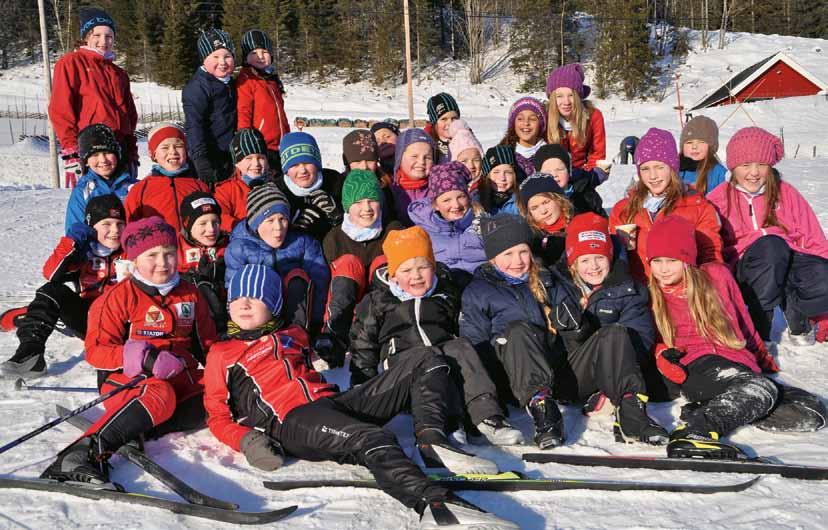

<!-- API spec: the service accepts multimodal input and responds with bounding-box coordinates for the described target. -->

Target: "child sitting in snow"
[339,129,397,224]
[215,128,272,232]
[679,115,728,195]
[476,146,522,216]
[425,92,461,164]
[533,144,604,217]
[499,96,547,178]
[391,128,435,225]
[518,172,572,267]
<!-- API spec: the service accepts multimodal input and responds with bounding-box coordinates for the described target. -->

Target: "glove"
[240,430,284,471]
[313,333,346,368]
[62,152,82,188]
[67,222,97,246]
[122,340,186,380]
[294,190,341,231]
[655,347,688,384]
[128,160,140,179]
[755,343,780,374]
[193,157,218,188]
[592,167,609,185]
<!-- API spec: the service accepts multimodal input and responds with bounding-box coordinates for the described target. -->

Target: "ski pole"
[0,374,147,455]
[14,378,96,393]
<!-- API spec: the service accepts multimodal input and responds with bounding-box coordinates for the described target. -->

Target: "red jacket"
[557,107,606,171]
[177,235,228,274]
[124,169,209,232]
[49,48,138,162]
[236,66,290,152]
[204,325,337,451]
[85,277,217,372]
[42,237,124,299]
[213,175,250,232]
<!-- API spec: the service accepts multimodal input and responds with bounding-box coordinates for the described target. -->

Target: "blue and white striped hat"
[227,264,283,316]
[241,30,273,60]
[197,28,235,63]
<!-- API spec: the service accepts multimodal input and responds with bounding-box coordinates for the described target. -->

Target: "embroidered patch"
[578,230,607,243]
[145,305,165,327]
[186,248,201,263]
[173,302,195,324]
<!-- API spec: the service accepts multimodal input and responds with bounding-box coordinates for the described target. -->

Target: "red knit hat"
[121,216,178,260]
[565,212,613,266]
[725,126,784,170]
[646,215,697,265]
[148,123,187,161]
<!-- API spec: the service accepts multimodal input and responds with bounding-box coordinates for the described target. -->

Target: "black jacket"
[566,177,606,217]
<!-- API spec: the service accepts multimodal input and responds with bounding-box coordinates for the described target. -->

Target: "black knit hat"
[197,28,235,63]
[231,128,268,164]
[481,214,532,260]
[79,7,115,38]
[519,172,565,209]
[78,124,121,163]
[84,194,125,227]
[241,29,273,60]
[533,144,572,173]
[482,145,516,176]
[179,191,222,234]
[370,121,400,138]
[427,93,460,124]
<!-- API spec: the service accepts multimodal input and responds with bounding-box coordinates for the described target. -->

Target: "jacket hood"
[407,199,474,234]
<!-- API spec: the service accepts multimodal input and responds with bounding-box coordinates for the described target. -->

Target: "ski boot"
[416,428,498,475]
[475,415,525,446]
[0,343,46,379]
[41,436,112,485]
[613,393,669,445]
[526,389,565,449]
[419,492,520,529]
[667,425,746,460]
[582,391,608,416]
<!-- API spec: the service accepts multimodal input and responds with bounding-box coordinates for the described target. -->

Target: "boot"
[419,492,520,529]
[475,416,525,446]
[416,428,498,475]
[613,393,669,445]
[526,389,565,450]
[666,425,746,460]
[41,436,110,485]
[783,305,815,346]
[0,343,46,379]
[0,306,27,332]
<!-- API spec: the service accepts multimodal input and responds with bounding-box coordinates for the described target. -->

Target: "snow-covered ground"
[0,26,826,530]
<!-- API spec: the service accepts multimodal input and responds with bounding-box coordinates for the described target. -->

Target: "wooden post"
[403,0,415,128]
[673,73,685,128]
[38,0,60,189]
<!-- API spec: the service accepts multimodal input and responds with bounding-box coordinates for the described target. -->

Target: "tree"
[156,0,196,88]
[509,0,562,91]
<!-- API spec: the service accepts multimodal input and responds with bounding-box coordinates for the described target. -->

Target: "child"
[371,121,400,177]
[319,170,402,365]
[609,127,722,284]
[426,92,461,163]
[183,28,237,186]
[215,127,271,232]
[533,144,604,216]
[517,172,572,267]
[679,116,728,195]
[408,162,487,285]
[499,96,547,177]
[205,264,517,530]
[65,124,137,233]
[124,123,209,231]
[277,131,343,241]
[236,29,289,170]
[707,127,828,344]
[0,195,126,378]
[339,129,396,224]
[40,216,217,484]
[546,63,608,184]
[448,120,484,191]
[645,215,824,459]
[392,128,435,225]
[350,226,524,445]
[224,182,329,333]
[476,146,521,216]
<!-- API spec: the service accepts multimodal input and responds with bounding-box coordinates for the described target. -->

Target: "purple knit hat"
[508,97,547,137]
[634,128,679,175]
[725,126,784,170]
[546,63,591,99]
[394,128,435,175]
[428,161,471,200]
[121,216,178,260]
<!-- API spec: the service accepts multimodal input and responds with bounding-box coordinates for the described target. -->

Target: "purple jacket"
[515,152,535,179]
[407,199,487,274]
[391,182,429,226]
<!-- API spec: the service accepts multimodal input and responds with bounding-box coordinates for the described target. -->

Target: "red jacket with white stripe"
[236,66,290,152]
[42,237,123,299]
[204,325,338,451]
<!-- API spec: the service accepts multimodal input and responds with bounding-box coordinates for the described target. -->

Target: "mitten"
[67,222,97,246]
[240,430,285,471]
[655,346,688,384]
[150,350,186,380]
[755,343,780,374]
[123,340,153,377]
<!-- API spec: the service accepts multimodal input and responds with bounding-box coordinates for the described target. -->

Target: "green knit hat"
[342,170,382,211]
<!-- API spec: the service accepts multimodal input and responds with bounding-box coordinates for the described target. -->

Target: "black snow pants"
[13,282,91,360]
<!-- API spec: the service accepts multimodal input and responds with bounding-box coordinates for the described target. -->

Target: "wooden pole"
[674,73,685,128]
[403,0,415,128]
[38,0,60,189]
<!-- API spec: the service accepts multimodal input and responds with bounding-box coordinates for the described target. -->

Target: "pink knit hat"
[508,97,547,137]
[546,63,591,99]
[121,216,178,260]
[725,126,784,170]
[634,128,679,175]
[449,129,483,161]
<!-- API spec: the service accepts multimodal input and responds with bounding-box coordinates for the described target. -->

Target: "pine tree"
[370,0,404,86]
[156,0,196,89]
[509,0,561,92]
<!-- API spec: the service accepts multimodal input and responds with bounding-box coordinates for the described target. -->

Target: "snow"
[0,26,826,530]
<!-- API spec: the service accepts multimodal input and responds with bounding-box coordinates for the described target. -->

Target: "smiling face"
[392,257,435,297]
[492,243,532,278]
[189,213,220,247]
[539,157,570,188]
[514,110,541,146]
[93,218,125,250]
[639,160,673,197]
[433,190,469,221]
[256,213,289,248]
[456,148,482,179]
[489,164,516,193]
[682,140,710,162]
[374,128,397,146]
[574,254,610,286]
[246,49,272,70]
[229,296,272,330]
[650,257,685,286]
[400,142,433,179]
[348,199,381,228]
[236,153,268,178]
[435,111,459,141]
[87,152,118,178]
[85,26,114,54]
[202,48,235,78]
[154,138,187,171]
[133,245,178,284]
[554,87,575,118]
[527,193,563,226]
[731,163,771,194]
[286,163,319,188]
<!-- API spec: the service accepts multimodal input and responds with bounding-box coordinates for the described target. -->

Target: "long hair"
[527,259,557,334]
[648,265,746,350]
[724,167,787,233]
[546,90,594,147]
[477,165,519,213]
[622,170,685,224]
[517,191,573,232]
[689,151,721,196]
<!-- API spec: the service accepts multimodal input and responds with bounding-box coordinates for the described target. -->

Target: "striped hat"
[148,122,186,161]
[231,128,268,164]
[246,182,291,232]
[482,145,517,176]
[279,132,322,173]
[241,29,273,60]
[227,264,283,316]
[427,93,460,124]
[197,28,235,63]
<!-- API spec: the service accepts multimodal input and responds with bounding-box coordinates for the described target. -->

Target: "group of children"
[1,8,826,530]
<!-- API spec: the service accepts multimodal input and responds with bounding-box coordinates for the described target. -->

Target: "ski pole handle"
[0,374,147,455]
[14,378,97,393]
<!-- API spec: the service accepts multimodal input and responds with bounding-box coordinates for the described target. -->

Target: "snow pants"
[12,282,91,360]
[322,253,386,345]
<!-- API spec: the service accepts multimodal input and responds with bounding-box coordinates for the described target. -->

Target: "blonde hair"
[546,90,594,147]
[622,170,684,224]
[518,191,573,231]
[527,259,557,334]
[648,266,746,350]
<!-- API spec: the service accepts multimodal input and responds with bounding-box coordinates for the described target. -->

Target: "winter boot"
[0,343,46,379]
[40,436,110,485]
[416,428,498,475]
[666,425,746,460]
[811,314,828,343]
[582,391,608,416]
[475,416,525,446]
[526,389,565,450]
[613,393,669,445]
[0,306,27,332]
[783,304,815,346]
[419,492,520,529]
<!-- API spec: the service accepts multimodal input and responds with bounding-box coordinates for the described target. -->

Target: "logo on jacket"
[90,257,105,271]
[186,248,201,264]
[145,305,165,327]
[173,302,195,324]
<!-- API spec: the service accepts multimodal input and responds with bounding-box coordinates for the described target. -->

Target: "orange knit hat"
[382,226,436,277]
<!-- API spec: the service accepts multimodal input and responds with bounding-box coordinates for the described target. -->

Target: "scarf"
[559,117,573,132]
[540,216,567,234]
[492,190,513,209]
[283,172,323,197]
[200,65,232,84]
[389,276,439,302]
[396,169,428,191]
[495,267,529,285]
[679,155,699,172]
[132,270,181,296]
[241,175,266,187]
[91,242,116,258]
[515,139,546,160]
[563,184,575,198]
[643,193,667,216]
[81,46,115,61]
[152,163,191,177]
[342,214,382,242]
[226,318,282,340]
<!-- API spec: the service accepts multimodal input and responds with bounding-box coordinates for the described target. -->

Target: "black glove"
[349,366,377,388]
[240,430,284,471]
[313,333,347,368]
[192,157,218,188]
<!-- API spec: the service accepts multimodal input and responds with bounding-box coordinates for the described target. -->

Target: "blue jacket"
[182,68,237,178]
[225,221,330,328]
[679,162,727,194]
[65,169,136,234]
[408,199,487,275]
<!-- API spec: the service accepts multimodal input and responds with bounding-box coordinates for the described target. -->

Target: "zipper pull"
[748,203,753,217]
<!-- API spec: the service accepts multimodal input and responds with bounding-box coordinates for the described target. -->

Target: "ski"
[56,405,238,510]
[0,476,296,524]
[522,453,828,480]
[263,470,759,494]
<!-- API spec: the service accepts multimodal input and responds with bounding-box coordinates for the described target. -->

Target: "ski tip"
[14,378,25,391]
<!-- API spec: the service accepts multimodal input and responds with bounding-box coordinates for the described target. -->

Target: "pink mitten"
[123,340,153,377]
[151,350,186,380]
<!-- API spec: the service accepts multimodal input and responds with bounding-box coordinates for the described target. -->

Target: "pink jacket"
[707,181,828,266]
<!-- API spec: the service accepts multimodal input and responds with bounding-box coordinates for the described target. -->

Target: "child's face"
[392,257,435,297]
[400,142,433,179]
[374,129,397,146]
[433,190,469,222]
[489,164,515,192]
[87,152,118,178]
[639,161,672,197]
[349,159,378,172]
[246,49,272,70]
[456,148,482,179]
[651,257,685,286]
[154,138,187,171]
[203,49,235,78]
[435,111,459,140]
[93,218,125,250]
[575,254,610,285]
[133,245,178,284]
[683,140,709,161]
[514,110,541,145]
[85,26,114,53]
[236,153,268,178]
[348,199,381,228]
[257,213,289,248]
[229,296,272,330]
[527,194,562,226]
[286,163,318,189]
[492,243,532,278]
[540,158,570,188]
[731,163,771,194]
[190,213,220,247]
[554,87,575,118]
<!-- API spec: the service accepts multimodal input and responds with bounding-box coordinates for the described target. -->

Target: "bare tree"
[459,0,493,84]
[718,0,736,49]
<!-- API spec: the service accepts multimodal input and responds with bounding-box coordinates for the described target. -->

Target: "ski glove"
[655,346,688,385]
[123,339,186,380]
[294,190,341,231]
[193,157,218,188]
[240,430,284,471]
[67,223,97,247]
[313,333,346,368]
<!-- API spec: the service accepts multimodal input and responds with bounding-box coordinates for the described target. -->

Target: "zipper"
[742,193,760,231]
[414,298,432,346]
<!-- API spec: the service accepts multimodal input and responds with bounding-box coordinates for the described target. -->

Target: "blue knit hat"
[518,172,565,209]
[393,128,434,175]
[227,264,283,316]
[279,132,322,173]
[79,7,115,38]
[197,28,235,63]
[427,93,460,124]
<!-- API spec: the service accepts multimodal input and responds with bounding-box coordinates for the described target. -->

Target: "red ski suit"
[42,236,124,299]
[236,66,290,152]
